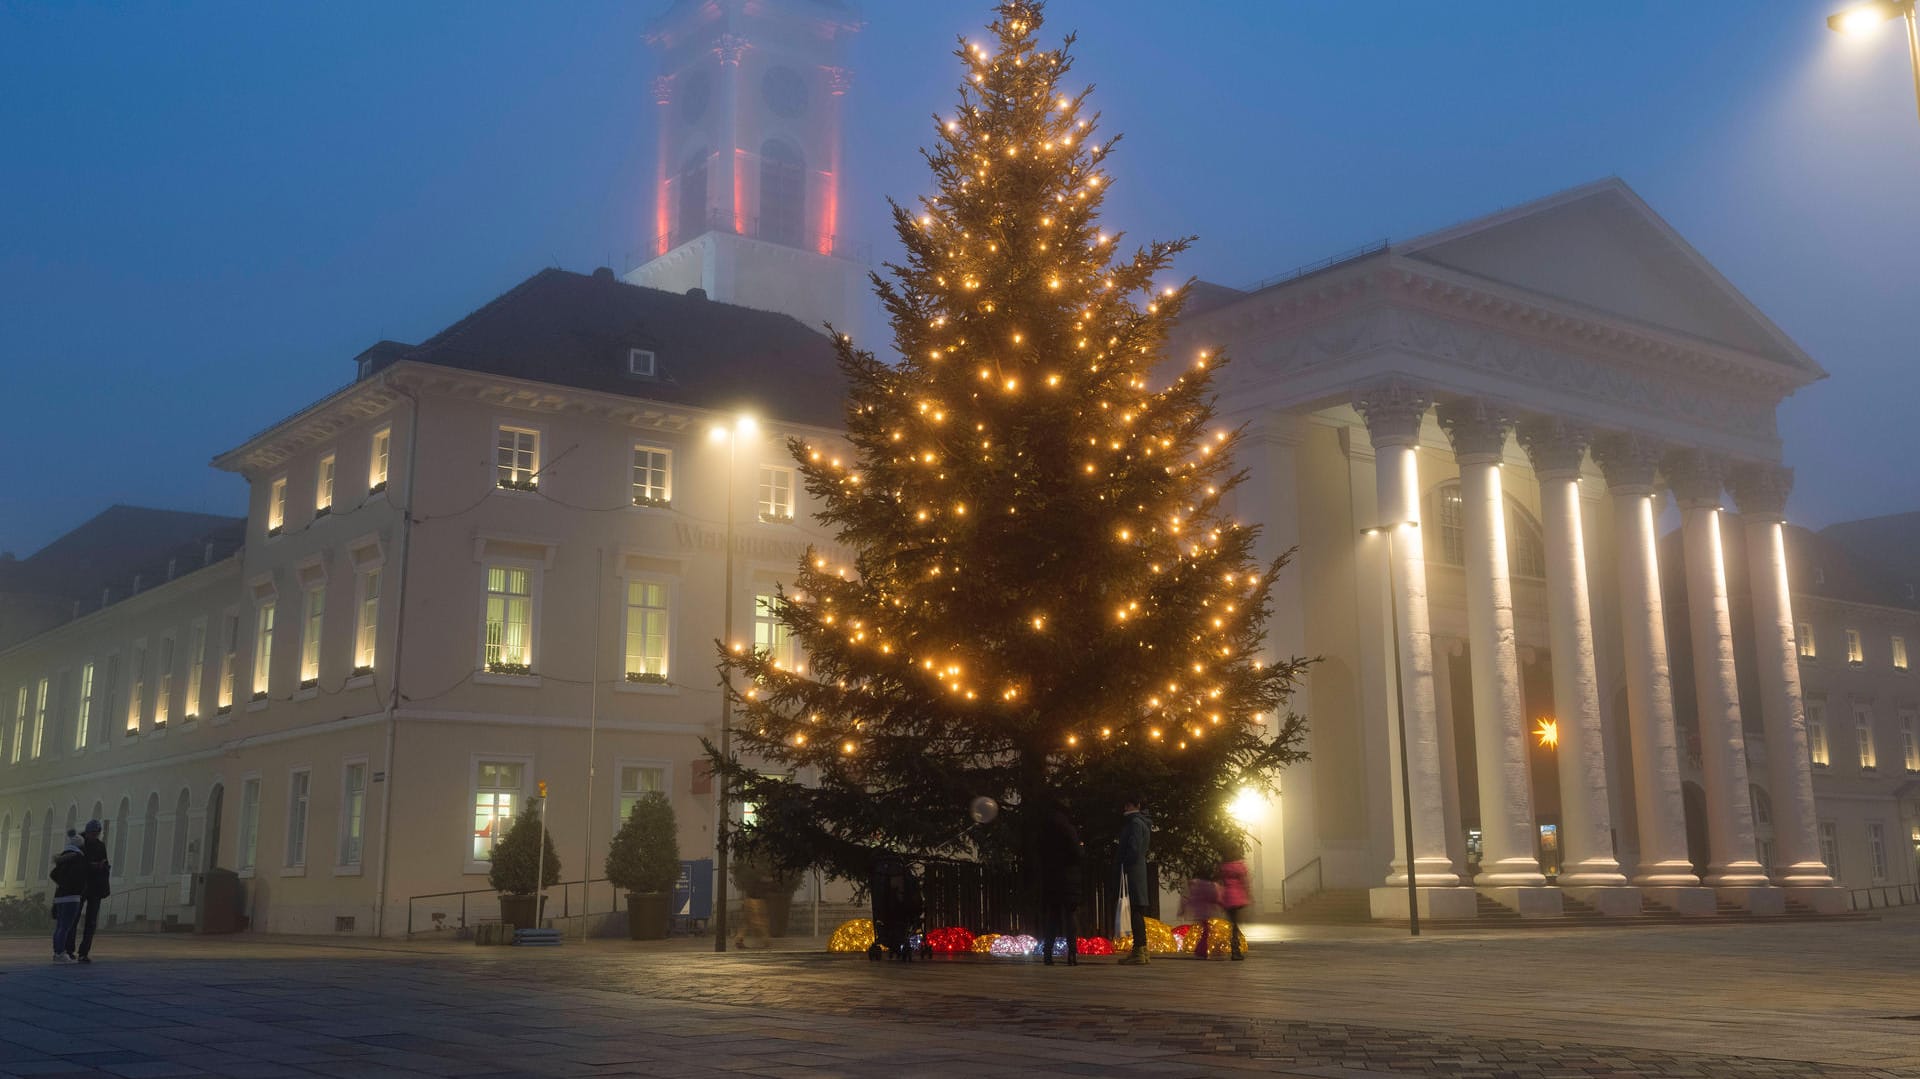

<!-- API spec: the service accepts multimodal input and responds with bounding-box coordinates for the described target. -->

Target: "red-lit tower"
[627,0,865,335]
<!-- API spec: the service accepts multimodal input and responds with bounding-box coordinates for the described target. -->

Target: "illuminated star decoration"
[1535,717,1558,749]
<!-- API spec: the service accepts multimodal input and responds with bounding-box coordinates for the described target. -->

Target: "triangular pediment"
[1398,178,1821,377]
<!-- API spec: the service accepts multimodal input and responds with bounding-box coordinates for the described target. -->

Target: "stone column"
[1665,450,1778,909]
[1518,419,1636,912]
[1729,464,1844,911]
[1353,381,1470,920]
[1592,436,1712,912]
[1438,400,1556,914]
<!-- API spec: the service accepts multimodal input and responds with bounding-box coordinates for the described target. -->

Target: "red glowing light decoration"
[925,926,975,954]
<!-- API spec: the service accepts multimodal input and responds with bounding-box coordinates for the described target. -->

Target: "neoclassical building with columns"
[1174,177,1850,918]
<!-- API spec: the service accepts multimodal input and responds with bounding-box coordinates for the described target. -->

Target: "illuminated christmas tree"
[714,0,1308,889]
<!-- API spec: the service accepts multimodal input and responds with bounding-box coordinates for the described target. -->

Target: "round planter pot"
[766,893,794,938]
[627,891,670,940]
[498,894,545,932]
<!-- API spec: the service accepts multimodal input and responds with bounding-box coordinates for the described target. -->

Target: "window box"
[267,525,283,538]
[300,677,318,690]
[217,704,232,716]
[368,481,387,496]
[252,690,268,702]
[497,477,538,493]
[758,512,794,524]
[314,505,331,519]
[486,661,535,678]
[632,496,672,510]
[625,671,669,686]
[351,664,373,678]
[183,713,198,724]
[152,719,167,731]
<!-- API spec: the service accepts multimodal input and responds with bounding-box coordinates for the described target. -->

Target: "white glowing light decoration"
[1228,786,1265,824]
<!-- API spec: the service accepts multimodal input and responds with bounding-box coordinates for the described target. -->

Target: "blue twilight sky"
[2,0,1916,557]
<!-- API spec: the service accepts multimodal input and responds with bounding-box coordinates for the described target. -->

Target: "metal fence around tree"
[917,858,1159,937]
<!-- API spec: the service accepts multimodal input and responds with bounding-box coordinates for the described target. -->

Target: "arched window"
[675,149,710,244]
[169,789,192,874]
[1425,481,1548,580]
[113,798,130,870]
[140,793,160,877]
[16,813,29,882]
[1432,483,1465,566]
[1507,503,1546,580]
[759,140,806,248]
[90,801,103,828]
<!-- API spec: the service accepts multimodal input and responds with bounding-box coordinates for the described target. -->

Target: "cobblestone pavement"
[2,911,1918,1078]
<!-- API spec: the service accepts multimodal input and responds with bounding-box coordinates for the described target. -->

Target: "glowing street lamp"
[707,413,757,952]
[1827,0,1920,125]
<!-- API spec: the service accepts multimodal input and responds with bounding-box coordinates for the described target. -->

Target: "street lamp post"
[1363,522,1421,937]
[709,414,757,953]
[1828,0,1920,125]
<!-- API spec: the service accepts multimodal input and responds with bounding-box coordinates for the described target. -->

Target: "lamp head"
[1828,1,1904,34]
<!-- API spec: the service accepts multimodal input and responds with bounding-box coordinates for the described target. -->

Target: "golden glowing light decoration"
[1535,717,1559,749]
[828,918,875,953]
[969,932,1002,954]
[1111,917,1178,955]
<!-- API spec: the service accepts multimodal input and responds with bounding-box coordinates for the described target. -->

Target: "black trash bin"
[194,868,245,934]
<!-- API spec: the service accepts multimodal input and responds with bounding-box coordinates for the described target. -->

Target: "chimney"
[686,287,708,301]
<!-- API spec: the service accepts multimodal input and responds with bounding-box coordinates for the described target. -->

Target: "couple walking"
[49,819,111,963]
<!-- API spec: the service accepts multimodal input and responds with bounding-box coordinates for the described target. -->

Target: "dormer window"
[1814,565,1826,587]
[628,348,657,377]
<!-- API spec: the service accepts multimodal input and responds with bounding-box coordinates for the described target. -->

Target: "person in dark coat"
[49,835,87,962]
[77,819,110,963]
[1037,800,1084,966]
[1116,797,1153,966]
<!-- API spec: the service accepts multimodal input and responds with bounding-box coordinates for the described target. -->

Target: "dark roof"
[1815,512,1920,610]
[363,268,850,430]
[0,505,245,650]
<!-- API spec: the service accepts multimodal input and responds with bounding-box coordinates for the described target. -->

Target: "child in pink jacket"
[1217,847,1250,961]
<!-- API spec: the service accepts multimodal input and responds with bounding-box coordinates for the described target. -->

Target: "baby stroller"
[866,853,924,962]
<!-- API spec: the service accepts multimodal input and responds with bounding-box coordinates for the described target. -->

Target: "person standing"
[1217,844,1250,961]
[77,819,110,963]
[1116,797,1153,966]
[1037,800,1083,966]
[49,835,87,962]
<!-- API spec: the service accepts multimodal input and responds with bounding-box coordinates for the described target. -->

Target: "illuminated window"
[1847,629,1863,665]
[128,640,147,733]
[1868,822,1888,881]
[153,637,173,727]
[496,427,539,490]
[471,761,524,863]
[1819,820,1839,872]
[755,593,799,669]
[369,427,391,493]
[1857,704,1878,770]
[633,446,671,506]
[1893,636,1908,672]
[218,612,238,711]
[237,777,260,874]
[483,566,535,673]
[31,678,48,758]
[74,661,93,752]
[616,764,666,824]
[8,686,22,762]
[624,580,670,681]
[184,619,205,720]
[1434,484,1465,566]
[1807,700,1829,767]
[252,602,275,699]
[1902,710,1919,773]
[354,569,380,673]
[339,761,366,869]
[315,453,336,515]
[758,465,795,521]
[1797,623,1816,660]
[285,768,310,868]
[267,477,287,536]
[300,586,324,688]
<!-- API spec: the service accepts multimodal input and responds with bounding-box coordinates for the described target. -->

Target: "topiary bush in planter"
[488,810,561,930]
[606,792,679,940]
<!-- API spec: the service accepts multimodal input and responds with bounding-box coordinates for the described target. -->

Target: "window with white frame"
[218,612,238,711]
[285,768,310,868]
[8,686,22,763]
[267,477,287,535]
[1433,484,1465,567]
[758,464,794,520]
[624,580,670,682]
[495,426,539,490]
[1847,628,1864,665]
[31,678,48,758]
[369,426,391,492]
[315,453,336,514]
[252,602,275,699]
[1807,699,1830,767]
[339,761,366,869]
[1819,820,1839,872]
[616,764,666,824]
[632,445,671,505]
[1856,703,1877,770]
[128,640,147,733]
[300,585,324,687]
[354,568,380,673]
[472,760,524,863]
[1902,710,1919,772]
[1797,623,1816,660]
[1868,821,1889,881]
[628,348,656,377]
[483,566,535,674]
[74,661,93,751]
[184,619,206,719]
[153,637,173,727]
[754,592,799,670]
[97,655,118,742]
[1506,506,1547,580]
[1894,635,1909,672]
[237,777,261,873]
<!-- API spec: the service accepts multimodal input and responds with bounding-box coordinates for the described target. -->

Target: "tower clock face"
[762,65,808,119]
[679,68,711,124]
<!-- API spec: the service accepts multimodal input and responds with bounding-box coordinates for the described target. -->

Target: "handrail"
[1278,857,1323,912]
[1240,240,1389,295]
[98,882,177,930]
[405,877,625,938]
